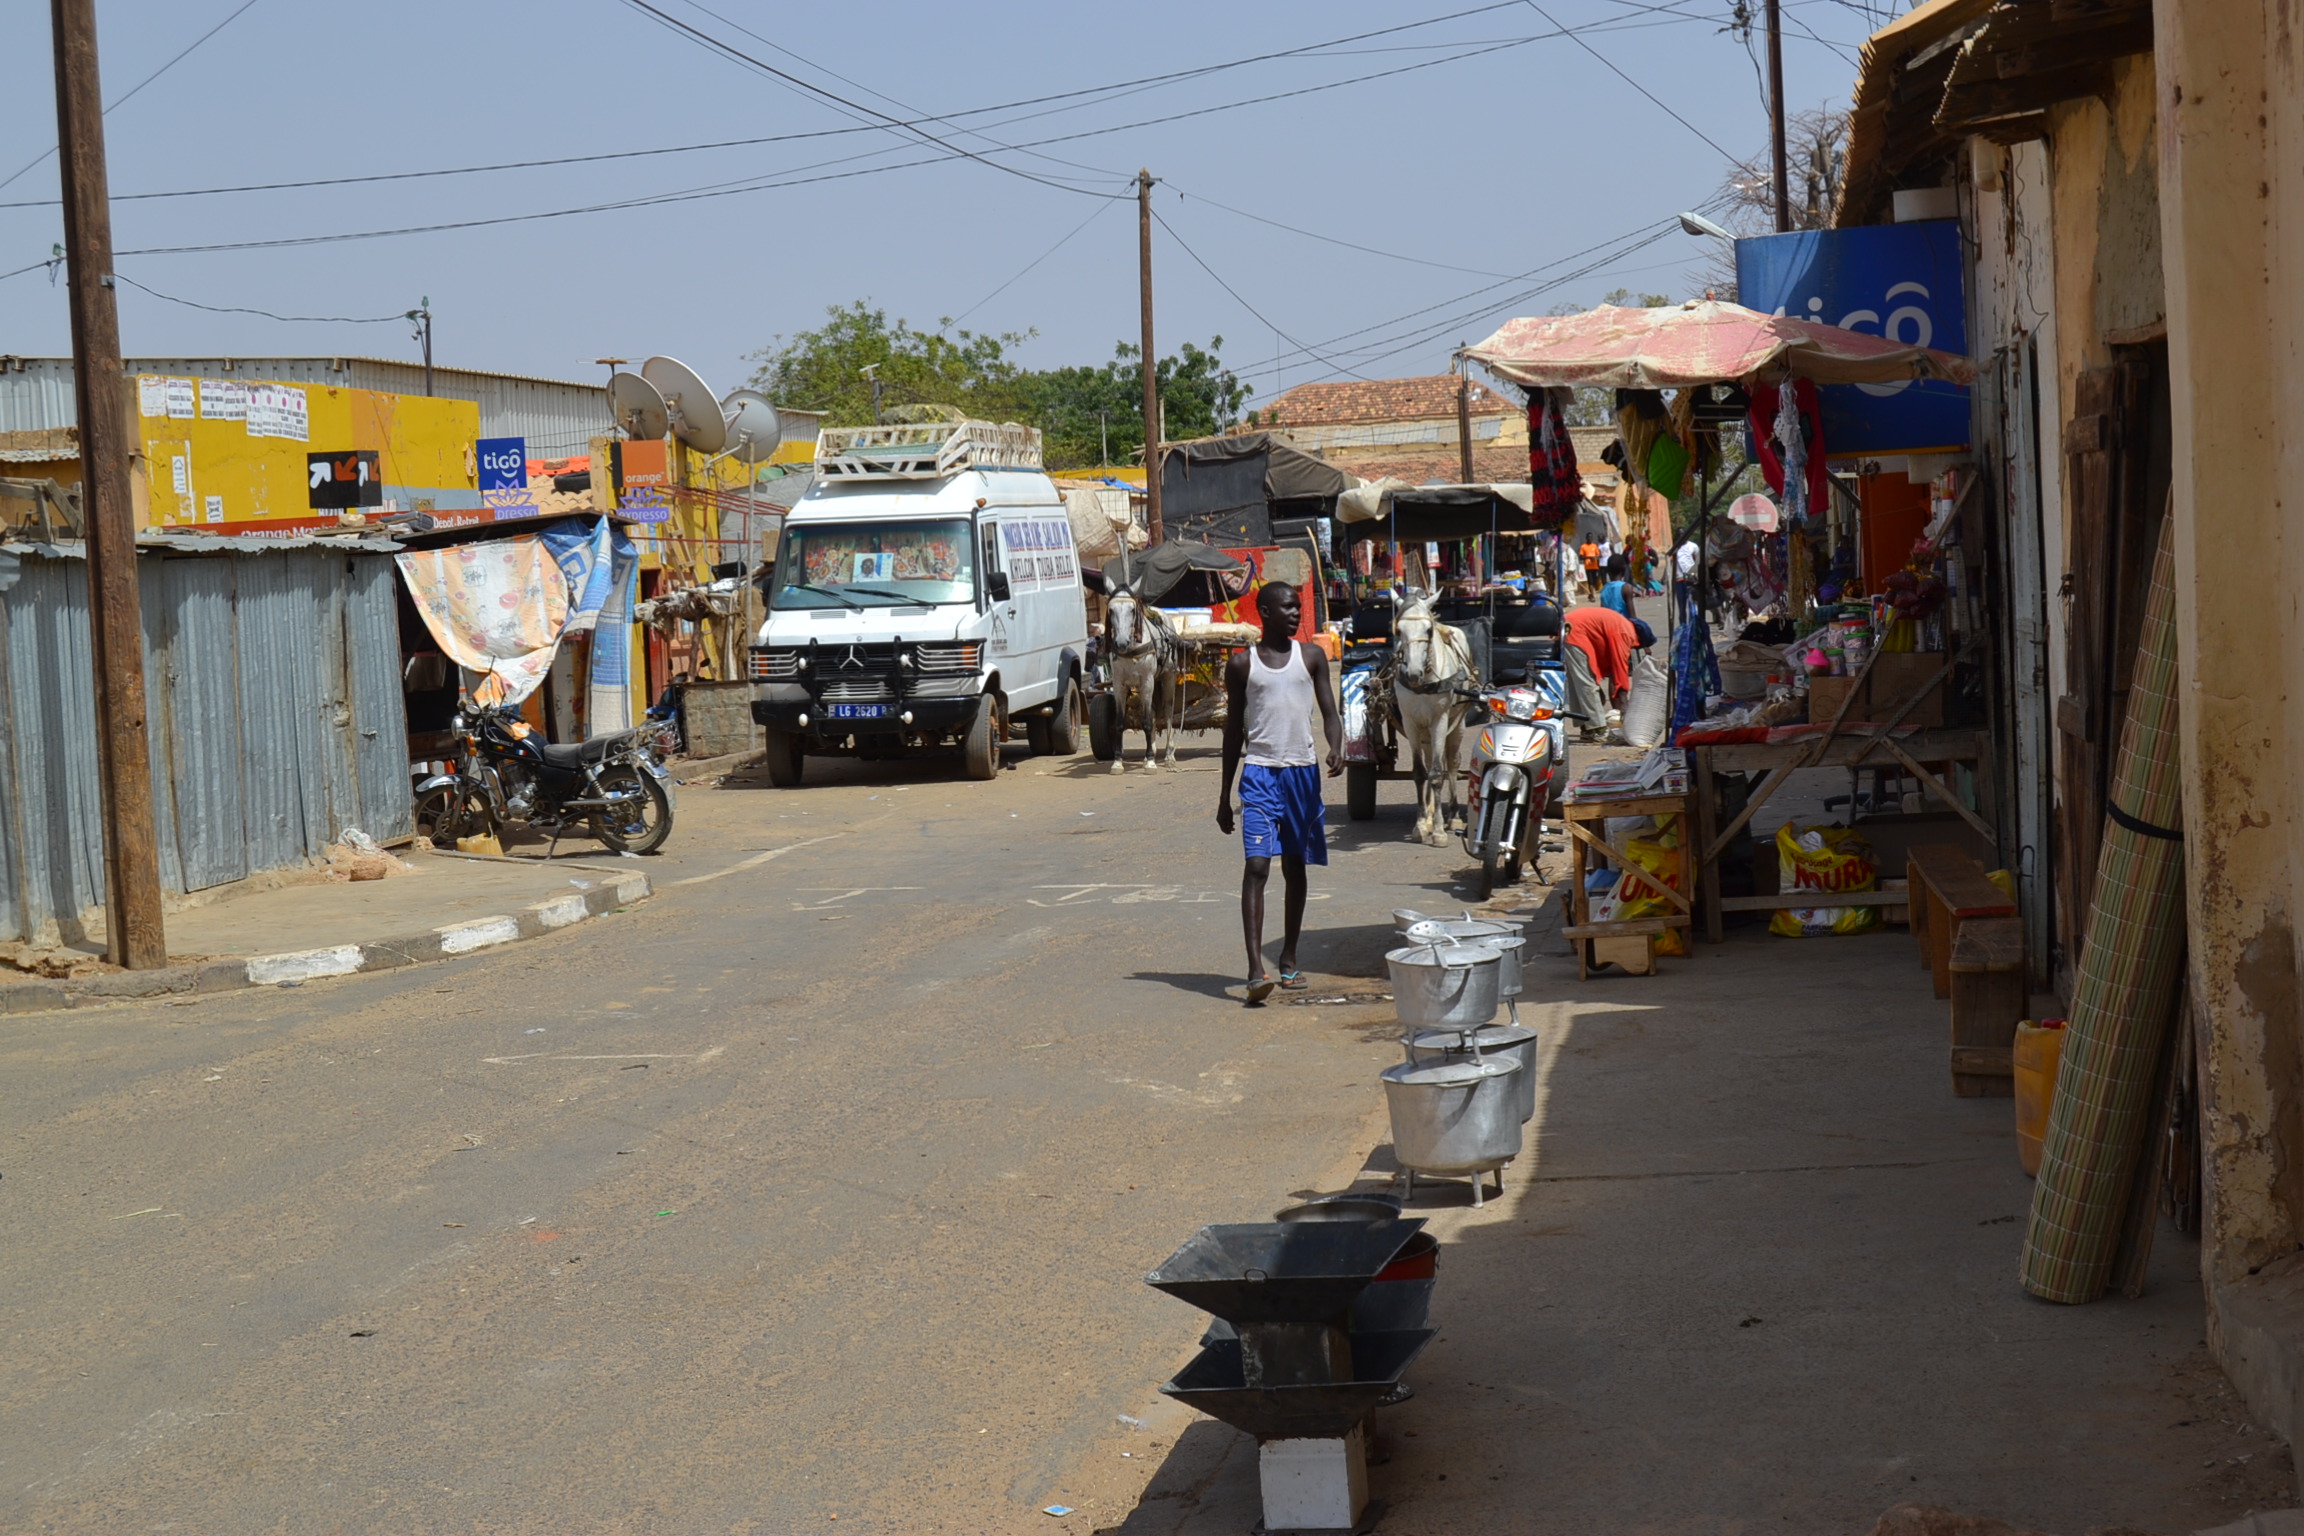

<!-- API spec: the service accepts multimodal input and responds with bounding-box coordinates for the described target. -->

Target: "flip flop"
[1244,977,1277,1005]
[1277,970,1309,991]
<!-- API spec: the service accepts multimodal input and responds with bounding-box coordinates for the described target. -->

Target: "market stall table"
[1560,788,1692,978]
[1688,726,1995,944]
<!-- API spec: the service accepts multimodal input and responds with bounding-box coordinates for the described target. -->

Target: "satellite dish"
[609,371,668,441]
[720,389,785,465]
[642,355,727,454]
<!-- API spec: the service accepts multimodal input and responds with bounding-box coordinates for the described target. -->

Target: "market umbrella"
[1462,300,1977,389]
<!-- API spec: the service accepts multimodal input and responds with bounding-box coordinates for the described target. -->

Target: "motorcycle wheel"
[1478,845,1505,901]
[590,764,673,854]
[413,782,486,846]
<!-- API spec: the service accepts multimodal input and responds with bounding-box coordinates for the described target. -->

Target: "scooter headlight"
[1502,688,1542,722]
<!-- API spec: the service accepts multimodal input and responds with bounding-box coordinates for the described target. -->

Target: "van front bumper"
[750,682,982,739]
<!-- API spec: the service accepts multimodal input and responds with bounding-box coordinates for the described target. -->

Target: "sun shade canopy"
[1464,300,1977,390]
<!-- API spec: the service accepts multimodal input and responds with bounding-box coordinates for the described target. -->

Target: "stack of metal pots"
[1379,911,1538,1206]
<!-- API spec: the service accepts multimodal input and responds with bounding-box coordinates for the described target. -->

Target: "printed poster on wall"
[199,379,248,420]
[164,377,195,419]
[136,376,167,417]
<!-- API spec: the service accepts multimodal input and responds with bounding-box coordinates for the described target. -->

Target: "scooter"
[1460,684,1559,900]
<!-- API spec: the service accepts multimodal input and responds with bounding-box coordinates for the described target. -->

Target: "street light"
[1678,210,1735,241]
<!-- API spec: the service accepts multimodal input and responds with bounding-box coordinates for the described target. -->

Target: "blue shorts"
[1239,763,1328,865]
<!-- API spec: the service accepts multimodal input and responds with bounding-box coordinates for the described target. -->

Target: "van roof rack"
[815,419,1044,481]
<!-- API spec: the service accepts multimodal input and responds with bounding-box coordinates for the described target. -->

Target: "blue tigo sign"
[1734,221,1969,456]
[476,436,529,491]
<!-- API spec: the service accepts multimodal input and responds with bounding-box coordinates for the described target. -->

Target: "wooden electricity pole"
[1765,0,1791,232]
[1455,356,1475,484]
[51,0,167,969]
[1137,169,1162,545]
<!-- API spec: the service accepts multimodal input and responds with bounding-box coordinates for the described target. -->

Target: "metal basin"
[1381,1055,1523,1175]
[1145,1220,1427,1326]
[1407,920,1525,998]
[1162,1329,1435,1440]
[1408,1023,1540,1122]
[1273,1194,1405,1224]
[1385,940,1503,1029]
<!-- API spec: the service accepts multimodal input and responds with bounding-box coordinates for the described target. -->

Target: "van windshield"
[771,518,976,609]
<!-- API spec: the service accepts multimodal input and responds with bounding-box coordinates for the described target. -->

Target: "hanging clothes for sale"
[1614,389,1669,491]
[1527,385,1582,517]
[1746,380,1829,522]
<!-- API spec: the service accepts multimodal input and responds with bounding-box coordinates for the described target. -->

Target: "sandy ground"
[1,714,2285,1535]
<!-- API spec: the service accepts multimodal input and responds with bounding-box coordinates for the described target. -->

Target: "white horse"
[1105,588,1181,771]
[1389,594,1476,846]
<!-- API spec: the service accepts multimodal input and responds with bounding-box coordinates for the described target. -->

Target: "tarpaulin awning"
[1101,540,1247,605]
[1335,483,1539,543]
[1463,300,1977,390]
[1158,432,1355,547]
[397,535,570,707]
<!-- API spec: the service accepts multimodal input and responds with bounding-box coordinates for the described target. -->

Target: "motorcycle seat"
[538,738,614,769]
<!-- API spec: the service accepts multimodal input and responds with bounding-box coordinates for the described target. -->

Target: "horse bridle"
[1106,596,1164,660]
[1390,617,1465,695]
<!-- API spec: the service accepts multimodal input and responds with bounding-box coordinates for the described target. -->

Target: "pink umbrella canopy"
[1462,300,1976,390]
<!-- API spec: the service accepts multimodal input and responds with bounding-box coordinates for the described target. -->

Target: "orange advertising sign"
[618,438,668,488]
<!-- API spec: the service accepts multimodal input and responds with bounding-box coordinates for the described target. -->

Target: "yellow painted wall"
[132,375,479,531]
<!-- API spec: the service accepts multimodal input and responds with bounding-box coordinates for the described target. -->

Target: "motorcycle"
[1460,683,1559,899]
[413,700,675,856]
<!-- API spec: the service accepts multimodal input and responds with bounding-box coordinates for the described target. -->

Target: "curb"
[0,872,651,1012]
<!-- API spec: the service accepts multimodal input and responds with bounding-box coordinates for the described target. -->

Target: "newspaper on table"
[1566,747,1688,803]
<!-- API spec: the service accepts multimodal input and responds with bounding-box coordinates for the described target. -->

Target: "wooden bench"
[1906,845,2015,1000]
[1948,916,2025,1098]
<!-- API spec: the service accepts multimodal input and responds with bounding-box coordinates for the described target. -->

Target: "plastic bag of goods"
[1619,650,1669,748]
[1615,833,1689,957]
[1768,823,1881,937]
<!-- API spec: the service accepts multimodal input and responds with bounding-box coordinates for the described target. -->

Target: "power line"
[110,272,405,324]
[613,0,1126,199]
[0,0,263,195]
[1521,0,1739,162]
[1172,188,1517,279]
[1149,207,1373,381]
[949,198,1122,328]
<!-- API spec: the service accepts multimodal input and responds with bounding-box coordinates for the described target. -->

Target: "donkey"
[1105,587,1181,771]
[1388,593,1477,845]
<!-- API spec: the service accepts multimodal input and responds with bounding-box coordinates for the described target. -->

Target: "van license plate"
[827,703,893,719]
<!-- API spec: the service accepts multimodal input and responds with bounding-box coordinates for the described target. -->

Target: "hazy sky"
[1,0,1891,409]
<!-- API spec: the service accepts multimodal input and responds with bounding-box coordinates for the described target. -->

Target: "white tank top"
[1244,642,1319,767]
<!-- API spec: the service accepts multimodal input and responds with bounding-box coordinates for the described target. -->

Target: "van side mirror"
[987,571,1012,602]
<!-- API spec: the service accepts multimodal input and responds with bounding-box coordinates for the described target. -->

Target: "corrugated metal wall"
[0,545,411,944]
[0,356,608,456]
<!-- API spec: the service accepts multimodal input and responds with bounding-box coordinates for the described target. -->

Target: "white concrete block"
[530,894,590,930]
[246,946,362,986]
[438,916,520,954]
[1258,1425,1367,1533]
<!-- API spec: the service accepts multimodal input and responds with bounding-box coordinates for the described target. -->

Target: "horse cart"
[1084,540,1321,763]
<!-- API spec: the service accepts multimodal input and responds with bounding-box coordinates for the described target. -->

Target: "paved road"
[2,740,1490,1534]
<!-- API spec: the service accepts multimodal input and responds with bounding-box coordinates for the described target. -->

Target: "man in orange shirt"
[1561,603,1640,741]
[1578,540,1601,595]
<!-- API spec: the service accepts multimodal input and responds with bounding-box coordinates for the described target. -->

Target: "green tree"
[745,302,1035,427]
[750,302,1250,472]
[1024,337,1251,469]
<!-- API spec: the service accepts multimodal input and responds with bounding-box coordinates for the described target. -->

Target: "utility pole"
[1454,353,1474,485]
[1765,0,1791,232]
[50,0,165,969]
[408,297,433,396]
[1137,168,1162,544]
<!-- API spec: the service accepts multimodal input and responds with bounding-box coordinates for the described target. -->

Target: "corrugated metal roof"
[0,356,610,454]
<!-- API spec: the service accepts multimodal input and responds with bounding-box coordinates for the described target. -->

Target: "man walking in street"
[1217,581,1343,1004]
[1561,601,1640,743]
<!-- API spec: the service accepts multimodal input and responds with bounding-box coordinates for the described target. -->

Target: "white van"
[749,417,1088,783]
